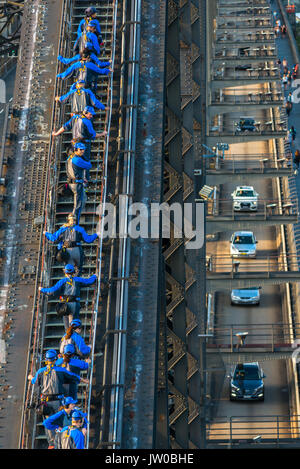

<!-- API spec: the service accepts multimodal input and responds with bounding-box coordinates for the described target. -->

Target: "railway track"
[19,0,117,449]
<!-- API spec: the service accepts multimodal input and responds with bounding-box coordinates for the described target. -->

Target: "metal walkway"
[19,0,116,449]
[0,0,63,449]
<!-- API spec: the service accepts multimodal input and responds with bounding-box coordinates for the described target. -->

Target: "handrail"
[209,118,287,134]
[205,157,292,173]
[207,415,300,443]
[0,103,10,178]
[213,67,280,80]
[206,253,300,270]
[208,197,297,212]
[110,0,141,448]
[211,92,282,105]
[97,0,141,449]
[86,0,118,448]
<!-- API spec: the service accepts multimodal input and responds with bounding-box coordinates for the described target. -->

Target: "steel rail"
[96,0,141,449]
[98,0,130,446]
[86,0,118,448]
[108,0,141,448]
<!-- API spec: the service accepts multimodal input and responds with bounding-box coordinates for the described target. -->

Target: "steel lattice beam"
[161,0,208,449]
[0,1,23,55]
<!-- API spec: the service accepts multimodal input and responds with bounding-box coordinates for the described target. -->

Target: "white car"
[230,231,257,258]
[231,287,261,305]
[231,186,258,212]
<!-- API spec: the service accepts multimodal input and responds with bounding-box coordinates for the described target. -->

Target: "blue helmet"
[74,142,86,150]
[64,264,75,274]
[72,410,83,421]
[85,7,97,16]
[64,344,76,355]
[71,319,82,329]
[84,105,95,115]
[45,349,57,361]
[63,396,77,406]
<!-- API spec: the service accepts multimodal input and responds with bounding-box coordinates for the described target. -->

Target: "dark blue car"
[229,362,265,401]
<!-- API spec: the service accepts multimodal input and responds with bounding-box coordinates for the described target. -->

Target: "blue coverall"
[63,113,97,150]
[63,114,98,163]
[45,224,98,274]
[55,356,89,400]
[58,53,109,69]
[31,365,80,400]
[44,408,88,447]
[77,17,102,39]
[31,365,81,446]
[74,31,101,56]
[59,425,85,449]
[66,153,92,223]
[58,87,105,114]
[40,274,97,330]
[60,331,91,358]
[43,408,88,433]
[57,60,110,92]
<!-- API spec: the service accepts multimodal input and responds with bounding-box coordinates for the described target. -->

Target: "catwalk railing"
[206,254,300,274]
[207,322,300,351]
[205,152,292,173]
[209,117,287,136]
[207,198,298,218]
[211,88,282,105]
[207,415,300,444]
[212,66,280,82]
[98,0,141,449]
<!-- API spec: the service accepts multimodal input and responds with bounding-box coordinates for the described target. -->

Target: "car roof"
[232,231,254,236]
[234,362,259,368]
[235,186,254,190]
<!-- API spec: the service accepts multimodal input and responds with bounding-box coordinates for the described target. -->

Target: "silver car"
[230,231,257,258]
[231,287,261,305]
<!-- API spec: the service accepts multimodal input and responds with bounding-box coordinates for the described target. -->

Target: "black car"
[235,117,259,133]
[229,362,265,401]
[235,63,252,70]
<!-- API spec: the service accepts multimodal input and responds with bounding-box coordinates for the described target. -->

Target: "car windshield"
[234,367,260,380]
[233,235,254,244]
[233,289,258,295]
[240,119,254,125]
[236,190,254,197]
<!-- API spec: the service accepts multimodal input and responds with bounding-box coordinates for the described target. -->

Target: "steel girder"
[0,1,24,55]
[162,0,207,449]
